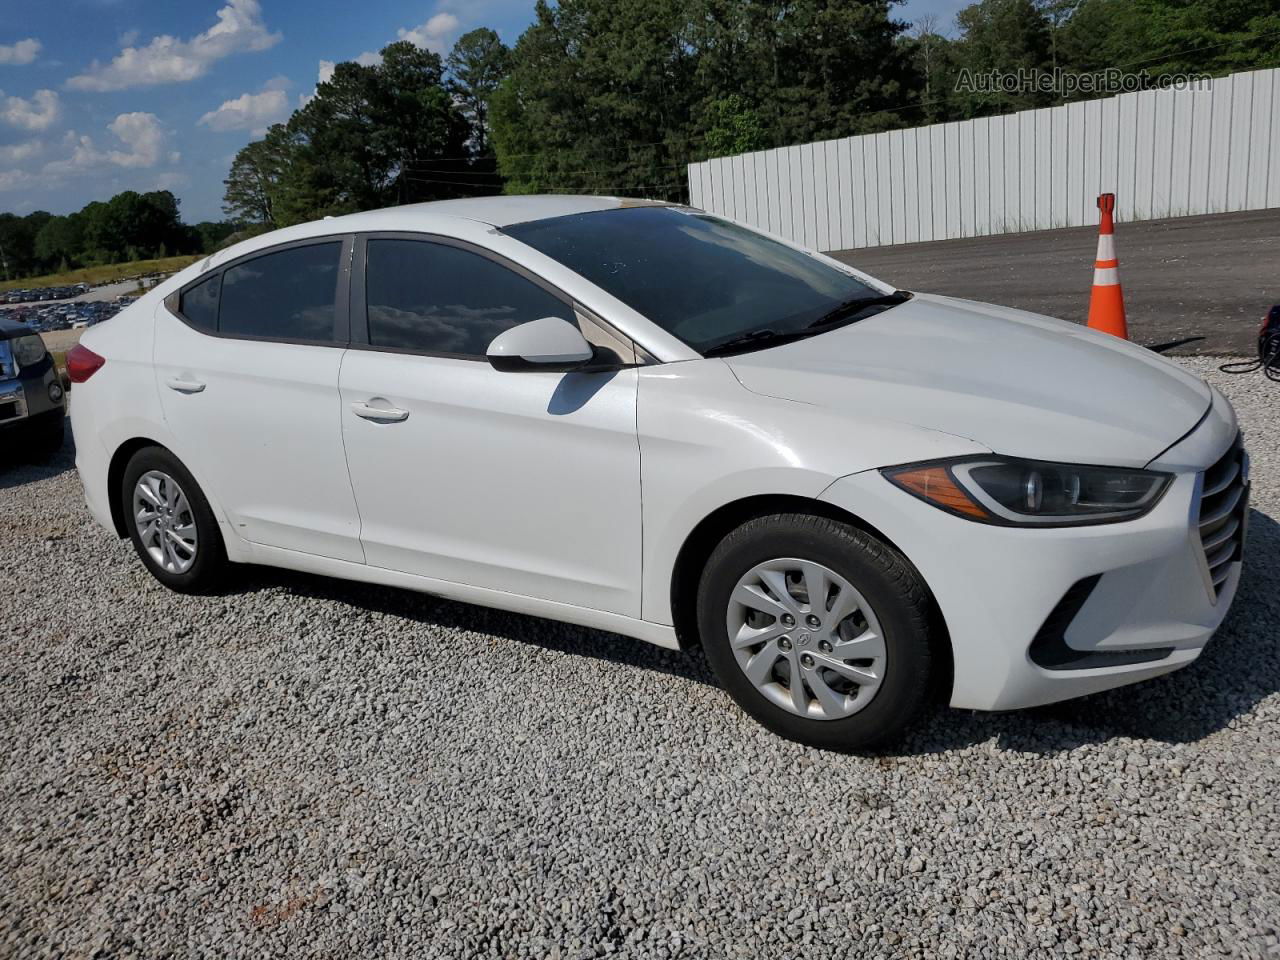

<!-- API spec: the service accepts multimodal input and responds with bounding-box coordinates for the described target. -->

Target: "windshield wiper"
[806,291,912,330]
[702,328,811,358]
[702,291,912,358]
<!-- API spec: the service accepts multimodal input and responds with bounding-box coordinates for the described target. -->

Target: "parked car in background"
[67,196,1247,749]
[0,315,66,461]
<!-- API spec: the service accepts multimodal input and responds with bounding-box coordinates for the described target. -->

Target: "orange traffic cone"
[1087,193,1128,339]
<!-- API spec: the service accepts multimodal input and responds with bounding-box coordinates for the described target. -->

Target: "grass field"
[0,255,201,294]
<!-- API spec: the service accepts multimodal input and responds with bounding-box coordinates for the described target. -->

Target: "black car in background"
[0,316,66,462]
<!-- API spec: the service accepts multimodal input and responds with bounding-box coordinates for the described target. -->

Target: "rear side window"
[180,273,220,332]
[220,242,342,342]
[365,239,571,356]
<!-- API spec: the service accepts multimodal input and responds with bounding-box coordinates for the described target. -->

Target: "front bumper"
[820,397,1245,712]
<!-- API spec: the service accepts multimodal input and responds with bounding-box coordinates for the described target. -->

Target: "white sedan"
[67,196,1247,749]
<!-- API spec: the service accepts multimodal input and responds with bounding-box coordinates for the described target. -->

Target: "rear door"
[338,234,642,615]
[154,236,364,561]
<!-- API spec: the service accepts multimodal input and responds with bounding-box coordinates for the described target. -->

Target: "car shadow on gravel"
[0,427,75,489]
[901,506,1280,757]
[221,507,1277,758]
[223,566,720,688]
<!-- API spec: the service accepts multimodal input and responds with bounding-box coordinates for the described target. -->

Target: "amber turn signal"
[884,465,989,520]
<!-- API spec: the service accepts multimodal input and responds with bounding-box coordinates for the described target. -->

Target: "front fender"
[637,359,987,624]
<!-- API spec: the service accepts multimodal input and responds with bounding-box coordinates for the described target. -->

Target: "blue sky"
[1,0,969,223]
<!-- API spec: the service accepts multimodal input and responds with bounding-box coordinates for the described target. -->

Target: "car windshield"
[504,206,901,356]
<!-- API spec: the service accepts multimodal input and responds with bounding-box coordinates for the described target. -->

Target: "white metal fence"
[685,68,1280,251]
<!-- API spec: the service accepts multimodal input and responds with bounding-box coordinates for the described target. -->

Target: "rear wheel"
[697,513,934,751]
[121,447,227,593]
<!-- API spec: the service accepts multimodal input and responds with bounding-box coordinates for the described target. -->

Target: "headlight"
[882,457,1172,526]
[11,334,47,369]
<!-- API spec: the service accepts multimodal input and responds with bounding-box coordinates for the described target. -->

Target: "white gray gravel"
[2,357,1278,958]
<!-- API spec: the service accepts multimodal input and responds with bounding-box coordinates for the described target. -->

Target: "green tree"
[447,28,512,156]
[951,0,1055,115]
[1055,0,1280,81]
[492,0,917,197]
[222,126,297,226]
[0,211,50,278]
[34,214,86,269]
[222,42,471,224]
[193,221,238,253]
[492,0,701,197]
[702,95,768,156]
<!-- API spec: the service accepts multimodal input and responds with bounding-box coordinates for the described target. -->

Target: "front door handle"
[165,377,206,394]
[351,400,409,423]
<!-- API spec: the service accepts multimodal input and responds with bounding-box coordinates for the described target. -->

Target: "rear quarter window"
[179,273,220,332]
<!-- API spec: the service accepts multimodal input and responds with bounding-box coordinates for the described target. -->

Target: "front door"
[338,235,642,616]
[153,237,364,562]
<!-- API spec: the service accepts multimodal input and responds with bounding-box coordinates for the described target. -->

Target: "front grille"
[1198,433,1248,598]
[0,340,15,380]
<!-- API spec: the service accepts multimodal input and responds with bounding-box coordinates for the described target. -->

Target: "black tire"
[697,513,934,752]
[121,446,227,593]
[23,414,64,463]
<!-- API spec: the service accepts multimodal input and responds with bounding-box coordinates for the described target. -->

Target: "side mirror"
[487,316,595,373]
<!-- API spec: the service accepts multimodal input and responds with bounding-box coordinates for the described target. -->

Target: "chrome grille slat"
[1196,433,1247,599]
[1202,460,1239,497]
[1201,516,1239,552]
[1205,540,1235,570]
[1199,485,1243,528]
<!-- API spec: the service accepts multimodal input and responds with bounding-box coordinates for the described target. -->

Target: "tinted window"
[365,239,570,356]
[180,272,220,332]
[505,206,881,354]
[220,242,341,341]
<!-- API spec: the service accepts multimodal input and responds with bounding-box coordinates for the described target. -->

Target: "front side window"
[365,239,571,356]
[219,242,341,341]
[505,206,891,355]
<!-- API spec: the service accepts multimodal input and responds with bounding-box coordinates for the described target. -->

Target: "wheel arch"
[107,437,170,537]
[668,493,954,698]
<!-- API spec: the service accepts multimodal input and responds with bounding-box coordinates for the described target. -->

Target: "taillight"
[66,343,106,383]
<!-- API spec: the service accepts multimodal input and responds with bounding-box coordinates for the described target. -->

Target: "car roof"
[0,314,33,339]
[324,194,673,231]
[195,194,678,277]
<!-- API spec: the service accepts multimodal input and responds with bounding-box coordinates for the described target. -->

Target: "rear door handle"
[165,377,206,394]
[351,400,409,423]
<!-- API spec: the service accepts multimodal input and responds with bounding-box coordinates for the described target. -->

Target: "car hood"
[723,293,1211,468]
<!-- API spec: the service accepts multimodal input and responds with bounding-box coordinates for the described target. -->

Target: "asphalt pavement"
[828,208,1280,356]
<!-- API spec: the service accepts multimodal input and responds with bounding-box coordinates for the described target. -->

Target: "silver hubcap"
[726,558,886,720]
[133,470,198,575]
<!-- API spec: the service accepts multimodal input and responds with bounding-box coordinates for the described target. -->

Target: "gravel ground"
[2,357,1277,959]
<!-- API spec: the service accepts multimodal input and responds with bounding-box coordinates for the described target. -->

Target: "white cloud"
[1,89,59,131]
[0,39,41,66]
[0,139,44,165]
[67,0,281,92]
[307,8,462,104]
[45,112,171,174]
[397,12,460,54]
[198,87,289,133]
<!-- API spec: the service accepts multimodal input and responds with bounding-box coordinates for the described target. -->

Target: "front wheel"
[697,513,935,751]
